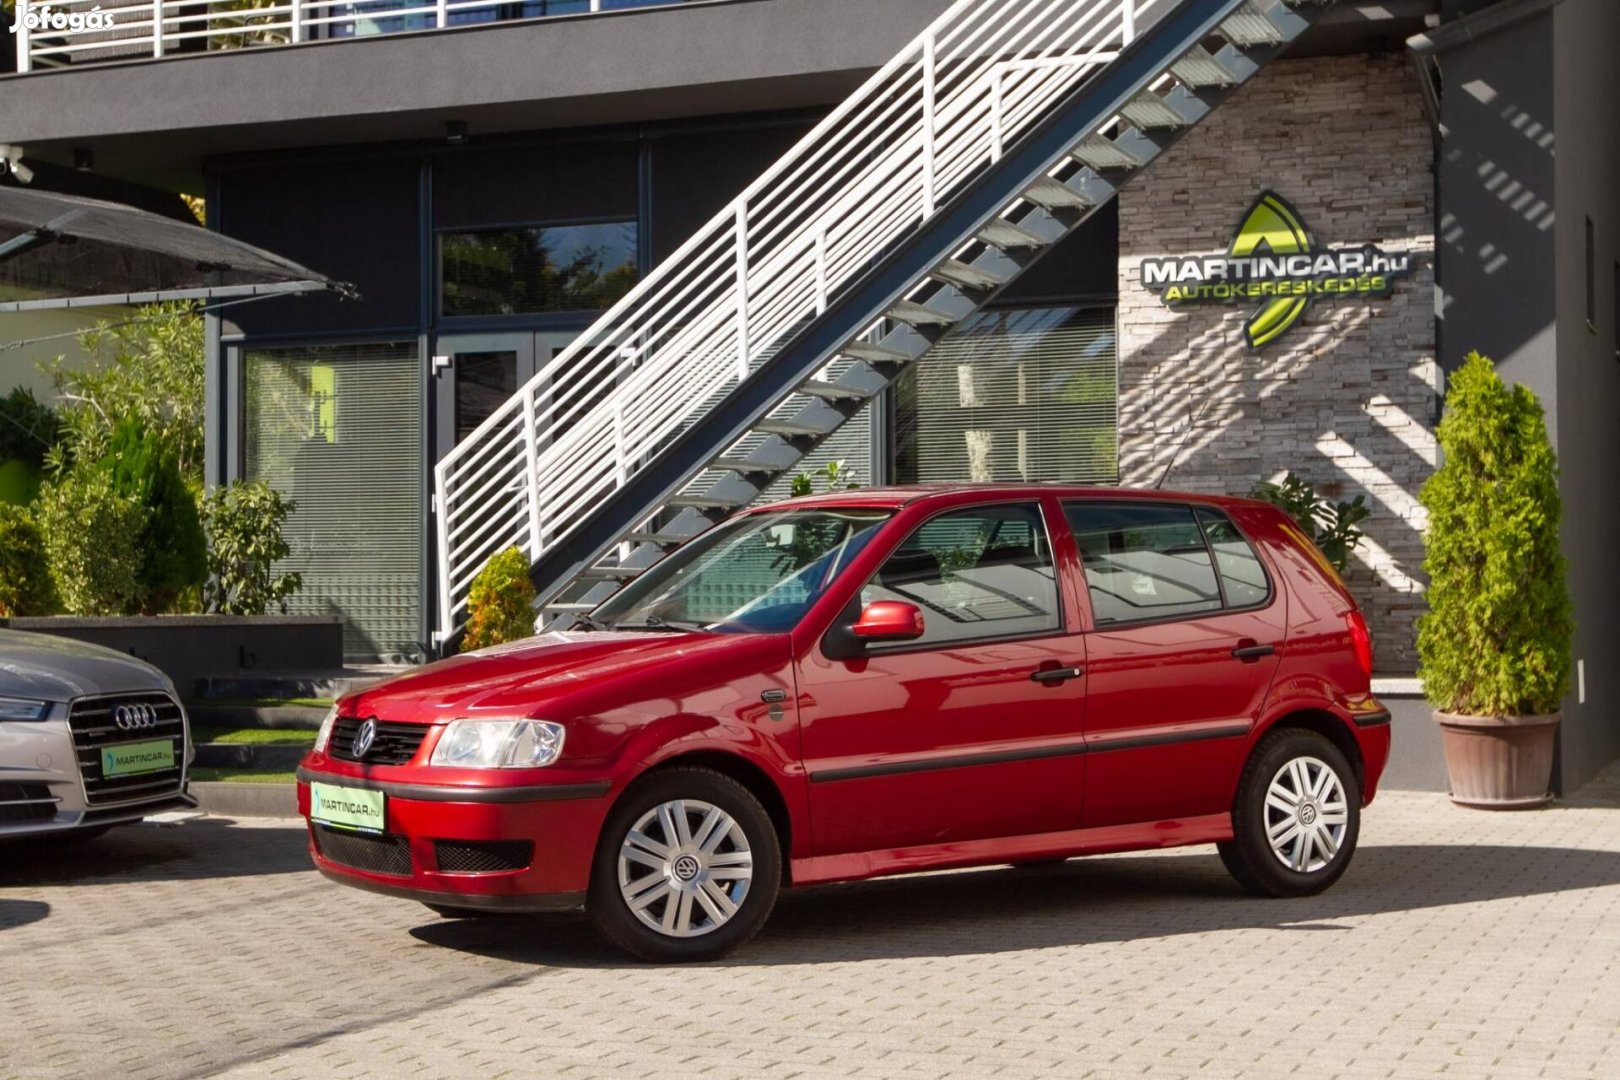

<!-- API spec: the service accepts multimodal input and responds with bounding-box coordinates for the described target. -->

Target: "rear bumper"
[295,764,613,904]
[1350,704,1393,803]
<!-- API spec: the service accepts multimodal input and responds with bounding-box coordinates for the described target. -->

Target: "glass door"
[433,331,544,461]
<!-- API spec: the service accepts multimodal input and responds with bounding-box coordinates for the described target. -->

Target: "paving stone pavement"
[4,785,1620,1080]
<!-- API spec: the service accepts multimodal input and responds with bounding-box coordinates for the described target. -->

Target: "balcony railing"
[11,0,698,73]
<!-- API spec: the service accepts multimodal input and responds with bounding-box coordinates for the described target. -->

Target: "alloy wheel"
[1263,755,1349,873]
[616,798,754,938]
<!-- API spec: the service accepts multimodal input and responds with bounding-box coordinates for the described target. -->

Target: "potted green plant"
[1417,352,1573,808]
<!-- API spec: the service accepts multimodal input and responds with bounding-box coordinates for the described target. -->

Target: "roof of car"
[744,483,1272,512]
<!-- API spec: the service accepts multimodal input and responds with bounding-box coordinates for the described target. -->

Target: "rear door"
[1061,501,1286,828]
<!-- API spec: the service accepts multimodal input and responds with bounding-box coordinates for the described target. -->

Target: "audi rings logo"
[113,703,160,730]
[351,718,379,760]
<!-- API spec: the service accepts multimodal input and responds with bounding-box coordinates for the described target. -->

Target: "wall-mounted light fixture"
[446,120,469,145]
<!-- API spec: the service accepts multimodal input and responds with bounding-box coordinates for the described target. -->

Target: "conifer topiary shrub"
[0,504,58,617]
[1417,352,1572,717]
[462,547,537,652]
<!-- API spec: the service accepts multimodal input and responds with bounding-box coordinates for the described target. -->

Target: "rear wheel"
[1219,729,1360,898]
[588,767,781,962]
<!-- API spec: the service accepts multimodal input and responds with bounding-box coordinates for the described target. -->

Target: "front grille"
[0,782,58,824]
[69,692,186,807]
[435,839,533,874]
[328,717,429,765]
[312,824,413,877]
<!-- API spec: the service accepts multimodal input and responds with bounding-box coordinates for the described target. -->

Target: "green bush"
[100,419,208,614]
[1417,352,1572,716]
[0,504,58,617]
[35,469,146,616]
[1250,472,1370,575]
[201,481,302,615]
[462,547,537,652]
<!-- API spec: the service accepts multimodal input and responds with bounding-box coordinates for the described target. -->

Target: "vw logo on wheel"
[351,718,379,760]
[113,703,159,730]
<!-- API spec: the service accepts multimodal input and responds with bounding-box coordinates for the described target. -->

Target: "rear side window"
[1064,502,1270,626]
[861,502,1061,645]
[1196,508,1270,608]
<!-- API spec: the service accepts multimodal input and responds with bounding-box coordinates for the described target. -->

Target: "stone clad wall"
[1115,53,1437,670]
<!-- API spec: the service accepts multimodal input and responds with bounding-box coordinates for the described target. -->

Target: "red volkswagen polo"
[298,486,1389,961]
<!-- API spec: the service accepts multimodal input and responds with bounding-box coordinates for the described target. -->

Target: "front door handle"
[1030,666,1084,684]
[1231,644,1277,661]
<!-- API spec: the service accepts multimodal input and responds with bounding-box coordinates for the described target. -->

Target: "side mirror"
[850,600,925,642]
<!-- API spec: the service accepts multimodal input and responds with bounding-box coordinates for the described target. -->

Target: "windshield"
[591,508,893,633]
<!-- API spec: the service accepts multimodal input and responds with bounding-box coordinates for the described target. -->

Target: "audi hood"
[0,629,174,703]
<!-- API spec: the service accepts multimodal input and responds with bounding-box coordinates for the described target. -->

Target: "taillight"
[1346,610,1373,679]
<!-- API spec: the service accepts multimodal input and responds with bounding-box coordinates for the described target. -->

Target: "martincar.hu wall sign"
[1140,190,1415,348]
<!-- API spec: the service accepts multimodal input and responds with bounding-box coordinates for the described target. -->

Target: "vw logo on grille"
[114,703,159,730]
[351,718,379,760]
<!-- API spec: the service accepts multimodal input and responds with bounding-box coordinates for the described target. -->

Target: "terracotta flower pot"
[1435,711,1560,809]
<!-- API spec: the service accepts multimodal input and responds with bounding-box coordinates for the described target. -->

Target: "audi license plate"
[100,739,175,778]
[309,782,386,833]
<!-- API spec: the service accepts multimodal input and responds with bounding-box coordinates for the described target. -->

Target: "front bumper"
[295,763,614,906]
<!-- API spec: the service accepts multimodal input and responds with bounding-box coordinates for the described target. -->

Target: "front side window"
[860,503,1061,646]
[440,220,639,317]
[592,509,892,633]
[1065,502,1222,625]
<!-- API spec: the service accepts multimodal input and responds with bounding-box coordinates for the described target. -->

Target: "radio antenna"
[1155,399,1209,490]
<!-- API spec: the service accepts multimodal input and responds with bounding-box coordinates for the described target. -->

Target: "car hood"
[0,628,173,703]
[344,630,789,721]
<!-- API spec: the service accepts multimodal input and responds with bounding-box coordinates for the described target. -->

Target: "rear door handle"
[1231,644,1276,661]
[1030,666,1084,684]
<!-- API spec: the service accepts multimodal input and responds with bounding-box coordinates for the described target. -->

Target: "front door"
[797,501,1087,856]
[1061,500,1286,829]
[432,332,544,461]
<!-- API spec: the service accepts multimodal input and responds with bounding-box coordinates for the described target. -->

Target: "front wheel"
[1219,729,1360,898]
[588,767,781,962]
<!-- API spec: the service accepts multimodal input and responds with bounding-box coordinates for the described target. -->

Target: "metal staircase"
[432,0,1335,645]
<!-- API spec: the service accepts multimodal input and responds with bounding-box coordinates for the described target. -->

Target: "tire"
[1218,728,1360,898]
[588,767,781,963]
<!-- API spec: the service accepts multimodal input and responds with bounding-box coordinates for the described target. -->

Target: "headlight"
[313,706,339,753]
[430,719,565,769]
[0,697,50,721]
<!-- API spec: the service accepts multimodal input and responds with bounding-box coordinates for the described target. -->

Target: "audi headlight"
[0,697,50,722]
[313,706,339,753]
[430,719,565,769]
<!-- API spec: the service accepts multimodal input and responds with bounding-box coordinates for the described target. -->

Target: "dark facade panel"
[217,157,421,336]
[648,121,813,264]
[434,141,640,230]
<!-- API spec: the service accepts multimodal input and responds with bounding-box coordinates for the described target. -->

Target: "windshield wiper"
[571,613,610,632]
[613,615,707,633]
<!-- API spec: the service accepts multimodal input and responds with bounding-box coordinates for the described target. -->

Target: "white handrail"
[433,0,1169,639]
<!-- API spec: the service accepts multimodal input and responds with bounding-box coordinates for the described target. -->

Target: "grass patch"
[187,697,334,710]
[190,767,296,784]
[190,724,316,747]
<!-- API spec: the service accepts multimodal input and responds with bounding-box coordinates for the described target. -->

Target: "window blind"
[893,305,1118,484]
[244,342,423,662]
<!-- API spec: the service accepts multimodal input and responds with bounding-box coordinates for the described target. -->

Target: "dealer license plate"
[100,739,175,778]
[309,782,387,833]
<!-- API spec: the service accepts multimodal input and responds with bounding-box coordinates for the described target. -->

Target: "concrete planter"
[0,614,343,696]
[1435,711,1560,809]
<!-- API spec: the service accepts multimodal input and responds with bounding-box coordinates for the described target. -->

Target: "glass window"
[860,503,1061,646]
[893,305,1117,484]
[1065,502,1222,626]
[593,509,892,633]
[1196,509,1270,609]
[440,221,639,317]
[244,343,423,662]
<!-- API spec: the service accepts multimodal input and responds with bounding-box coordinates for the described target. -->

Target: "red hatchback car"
[298,485,1389,961]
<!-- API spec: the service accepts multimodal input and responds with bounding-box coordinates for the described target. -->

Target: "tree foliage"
[201,481,303,615]
[34,469,147,616]
[0,505,59,617]
[462,547,537,652]
[1417,352,1572,716]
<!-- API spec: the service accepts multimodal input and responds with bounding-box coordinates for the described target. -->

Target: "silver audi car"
[1,628,196,841]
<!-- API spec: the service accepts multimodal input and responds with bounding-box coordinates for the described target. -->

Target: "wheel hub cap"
[617,798,754,939]
[1264,756,1348,874]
